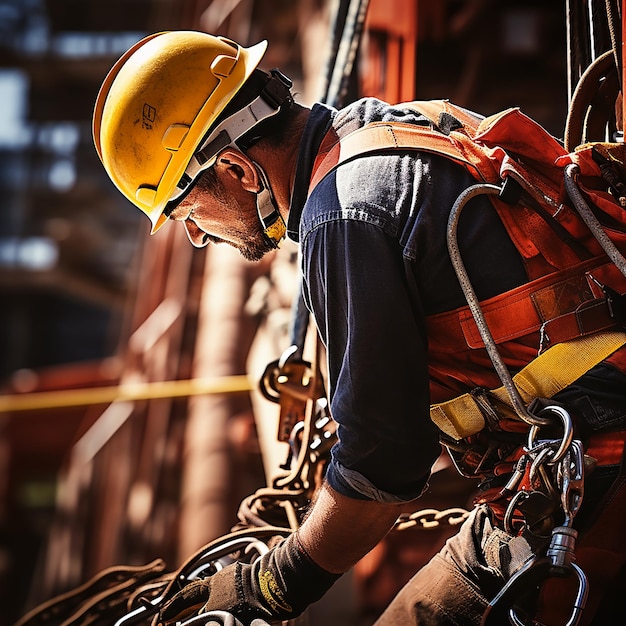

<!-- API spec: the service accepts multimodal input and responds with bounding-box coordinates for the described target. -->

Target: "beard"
[233,220,277,262]
[200,213,277,262]
[195,168,281,262]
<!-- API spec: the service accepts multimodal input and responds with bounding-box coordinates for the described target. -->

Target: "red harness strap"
[586,429,626,467]
[427,257,624,353]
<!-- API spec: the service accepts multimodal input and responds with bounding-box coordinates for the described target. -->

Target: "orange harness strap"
[427,258,625,352]
[308,121,492,195]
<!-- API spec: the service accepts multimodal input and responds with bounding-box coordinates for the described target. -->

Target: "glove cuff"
[249,531,341,619]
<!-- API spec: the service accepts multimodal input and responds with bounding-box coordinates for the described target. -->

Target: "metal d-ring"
[447,183,551,428]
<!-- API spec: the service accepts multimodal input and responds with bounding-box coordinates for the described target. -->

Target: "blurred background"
[0,0,598,623]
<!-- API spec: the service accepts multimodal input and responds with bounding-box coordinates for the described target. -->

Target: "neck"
[248,105,311,221]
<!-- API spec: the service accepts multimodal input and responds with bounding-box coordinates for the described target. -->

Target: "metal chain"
[394,507,470,531]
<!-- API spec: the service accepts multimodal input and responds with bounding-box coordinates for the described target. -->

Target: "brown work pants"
[376,473,626,626]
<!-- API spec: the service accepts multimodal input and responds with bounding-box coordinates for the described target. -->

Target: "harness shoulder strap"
[399,99,484,135]
[309,123,479,194]
[309,100,504,195]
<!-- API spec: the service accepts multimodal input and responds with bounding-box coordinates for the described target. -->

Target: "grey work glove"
[158,533,340,626]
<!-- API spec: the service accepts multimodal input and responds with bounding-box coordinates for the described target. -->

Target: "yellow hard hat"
[93,31,269,234]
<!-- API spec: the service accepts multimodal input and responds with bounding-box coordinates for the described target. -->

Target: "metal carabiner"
[527,405,574,465]
[527,445,557,488]
[481,556,545,626]
[503,489,529,535]
[558,440,585,525]
[508,561,588,626]
[481,556,588,626]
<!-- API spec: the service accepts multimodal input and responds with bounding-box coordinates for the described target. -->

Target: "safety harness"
[308,99,626,433]
[308,99,626,626]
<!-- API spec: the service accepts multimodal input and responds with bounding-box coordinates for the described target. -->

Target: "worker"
[93,31,626,625]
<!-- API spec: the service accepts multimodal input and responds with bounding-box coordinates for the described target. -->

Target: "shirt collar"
[287,102,335,243]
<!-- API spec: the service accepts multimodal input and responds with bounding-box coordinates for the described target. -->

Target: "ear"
[183,219,210,248]
[216,149,260,193]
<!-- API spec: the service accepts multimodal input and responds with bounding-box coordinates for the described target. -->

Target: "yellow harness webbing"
[430,331,626,440]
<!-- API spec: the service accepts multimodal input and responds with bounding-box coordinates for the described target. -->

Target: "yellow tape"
[0,375,255,413]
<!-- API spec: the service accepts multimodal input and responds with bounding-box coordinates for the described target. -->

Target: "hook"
[447,183,552,428]
[481,556,587,626]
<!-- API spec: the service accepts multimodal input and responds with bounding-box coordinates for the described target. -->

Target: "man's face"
[167,168,276,262]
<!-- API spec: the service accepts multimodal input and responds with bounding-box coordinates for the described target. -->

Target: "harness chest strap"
[430,331,626,441]
[427,257,624,352]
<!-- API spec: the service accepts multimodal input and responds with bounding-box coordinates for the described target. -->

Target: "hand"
[158,533,340,626]
[157,577,215,625]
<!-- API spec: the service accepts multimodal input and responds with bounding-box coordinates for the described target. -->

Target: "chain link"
[394,507,470,531]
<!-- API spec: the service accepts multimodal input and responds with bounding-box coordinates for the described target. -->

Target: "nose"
[183,220,210,248]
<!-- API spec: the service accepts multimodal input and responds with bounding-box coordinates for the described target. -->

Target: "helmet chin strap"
[253,161,286,248]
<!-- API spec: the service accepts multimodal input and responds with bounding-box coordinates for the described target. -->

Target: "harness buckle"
[604,283,626,326]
